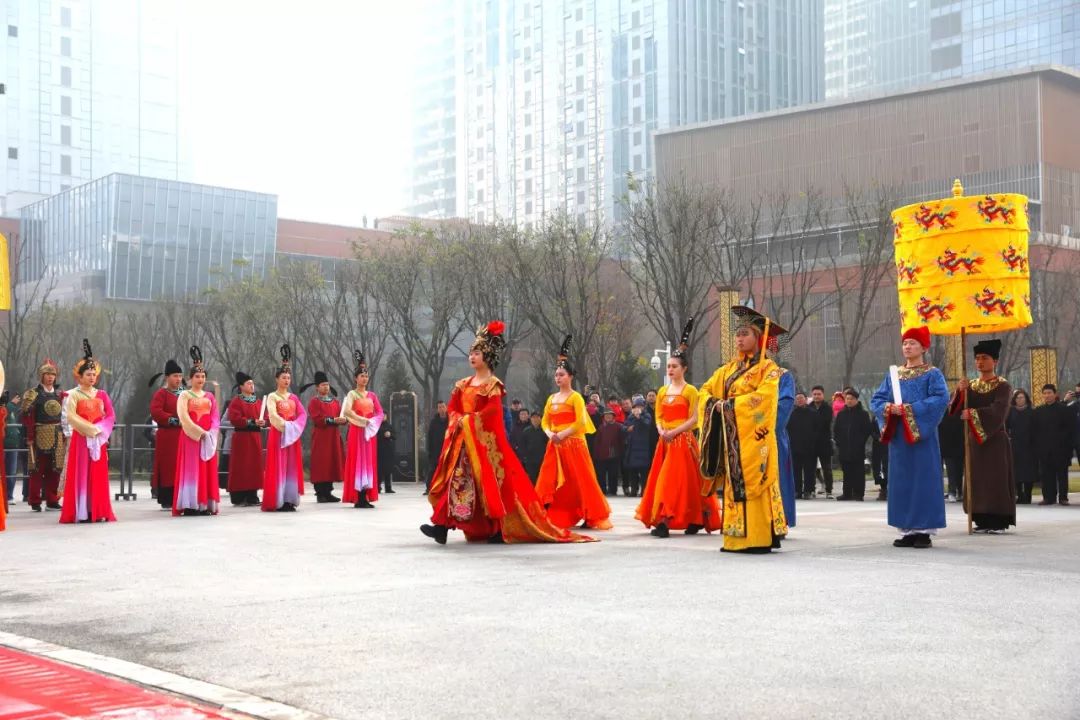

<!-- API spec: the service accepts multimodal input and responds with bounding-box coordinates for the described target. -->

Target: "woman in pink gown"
[173,346,221,517]
[60,340,117,524]
[341,350,384,509]
[261,344,308,512]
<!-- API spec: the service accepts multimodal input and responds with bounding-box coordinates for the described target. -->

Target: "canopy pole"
[961,326,973,535]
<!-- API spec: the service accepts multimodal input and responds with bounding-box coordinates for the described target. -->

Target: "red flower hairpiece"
[486,320,505,336]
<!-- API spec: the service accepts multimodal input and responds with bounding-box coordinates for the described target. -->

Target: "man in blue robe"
[871,326,949,548]
[775,368,797,528]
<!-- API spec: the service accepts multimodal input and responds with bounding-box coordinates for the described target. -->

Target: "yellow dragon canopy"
[892,179,1032,335]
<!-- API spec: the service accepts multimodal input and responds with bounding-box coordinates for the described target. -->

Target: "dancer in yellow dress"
[698,306,788,553]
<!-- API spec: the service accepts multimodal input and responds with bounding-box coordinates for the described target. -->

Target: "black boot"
[684,524,704,535]
[355,491,375,509]
[650,522,670,538]
[420,524,448,544]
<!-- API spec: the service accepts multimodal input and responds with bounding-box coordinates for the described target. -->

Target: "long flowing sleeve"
[283,395,307,448]
[177,392,203,441]
[365,392,385,441]
[910,370,950,441]
[776,371,795,429]
[540,395,554,434]
[960,382,1011,445]
[266,393,285,432]
[150,389,176,426]
[570,392,595,436]
[64,393,97,438]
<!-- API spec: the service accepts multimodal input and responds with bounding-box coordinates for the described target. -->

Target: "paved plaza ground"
[2,485,1078,720]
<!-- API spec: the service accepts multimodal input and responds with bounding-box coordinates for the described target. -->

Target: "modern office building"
[406,0,824,226]
[825,0,1078,99]
[0,0,184,214]
[656,65,1080,389]
[19,174,277,303]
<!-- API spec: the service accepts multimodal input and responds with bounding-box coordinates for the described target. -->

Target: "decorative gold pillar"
[1029,346,1058,406]
[715,287,740,362]
[943,335,964,393]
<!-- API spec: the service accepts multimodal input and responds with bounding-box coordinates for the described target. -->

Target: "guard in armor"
[20,358,66,511]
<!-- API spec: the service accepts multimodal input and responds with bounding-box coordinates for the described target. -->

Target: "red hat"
[902,326,931,349]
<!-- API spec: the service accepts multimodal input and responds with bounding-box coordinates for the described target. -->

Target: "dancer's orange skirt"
[535,437,612,530]
[635,432,721,531]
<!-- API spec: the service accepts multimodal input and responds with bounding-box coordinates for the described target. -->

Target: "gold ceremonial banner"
[892,180,1032,336]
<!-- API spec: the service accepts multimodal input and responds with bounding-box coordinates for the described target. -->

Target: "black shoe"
[384,489,396,494]
[913,533,932,549]
[317,494,341,504]
[487,532,505,544]
[684,524,703,535]
[357,495,375,509]
[46,501,61,510]
[182,509,198,517]
[893,535,917,547]
[198,509,212,516]
[421,524,448,544]
[278,503,296,512]
[650,522,670,538]
[836,496,851,501]
[31,504,42,512]
[877,491,887,501]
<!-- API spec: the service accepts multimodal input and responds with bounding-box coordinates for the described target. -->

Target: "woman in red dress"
[421,322,592,544]
[173,346,221,517]
[60,340,117,524]
[341,351,384,509]
[261,344,308,512]
[226,372,264,507]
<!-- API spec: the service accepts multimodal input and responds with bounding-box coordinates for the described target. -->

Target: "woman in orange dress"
[421,321,591,544]
[535,335,612,530]
[636,319,721,537]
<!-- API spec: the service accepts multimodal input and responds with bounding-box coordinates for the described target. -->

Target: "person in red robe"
[302,370,345,503]
[226,371,264,506]
[60,340,116,524]
[261,344,307,512]
[421,321,593,545]
[148,358,183,509]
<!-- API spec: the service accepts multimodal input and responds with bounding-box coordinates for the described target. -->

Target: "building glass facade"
[825,0,1079,99]
[20,173,277,301]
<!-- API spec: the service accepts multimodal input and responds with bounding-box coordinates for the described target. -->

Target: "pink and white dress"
[340,389,384,504]
[173,389,221,515]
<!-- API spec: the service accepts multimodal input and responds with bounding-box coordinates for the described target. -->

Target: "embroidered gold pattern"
[897,364,935,380]
[968,408,987,444]
[902,404,921,442]
[969,376,1004,393]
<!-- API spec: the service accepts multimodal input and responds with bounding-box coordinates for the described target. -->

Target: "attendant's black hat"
[233,371,253,393]
[147,358,184,388]
[973,338,1002,360]
[299,370,337,396]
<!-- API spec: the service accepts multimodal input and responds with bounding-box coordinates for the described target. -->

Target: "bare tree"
[504,212,617,392]
[618,177,731,360]
[0,233,58,387]
[825,184,902,388]
[364,231,468,413]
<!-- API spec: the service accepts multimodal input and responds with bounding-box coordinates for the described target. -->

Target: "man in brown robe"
[949,338,1015,532]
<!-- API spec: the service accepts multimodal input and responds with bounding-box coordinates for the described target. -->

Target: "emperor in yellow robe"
[698,309,788,553]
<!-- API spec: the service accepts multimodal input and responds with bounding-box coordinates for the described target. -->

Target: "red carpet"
[0,646,239,719]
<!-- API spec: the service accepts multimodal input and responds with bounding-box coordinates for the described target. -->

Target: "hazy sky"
[178,1,418,226]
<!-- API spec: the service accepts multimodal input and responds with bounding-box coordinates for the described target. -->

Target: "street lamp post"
[650,341,672,386]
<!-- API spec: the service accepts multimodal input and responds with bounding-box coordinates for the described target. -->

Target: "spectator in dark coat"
[808,386,835,497]
[871,415,889,501]
[424,401,449,494]
[644,389,660,457]
[592,408,623,496]
[834,389,874,500]
[621,398,653,497]
[519,411,548,484]
[1031,384,1074,505]
[510,408,530,459]
[1006,389,1036,504]
[787,392,816,499]
[1066,383,1080,469]
[377,424,396,493]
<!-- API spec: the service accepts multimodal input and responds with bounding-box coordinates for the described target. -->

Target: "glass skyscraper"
[20,174,277,302]
[1,0,185,212]
[406,0,824,226]
[825,0,1079,99]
